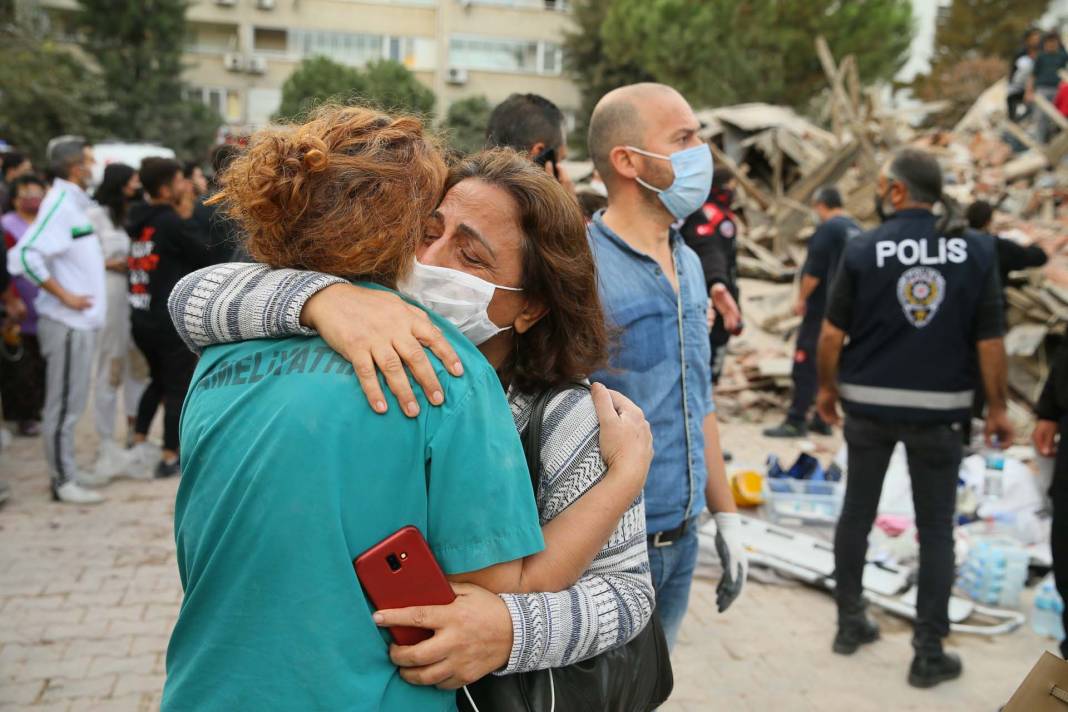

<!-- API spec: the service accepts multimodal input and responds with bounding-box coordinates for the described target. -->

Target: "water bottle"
[983,451,1004,499]
[1033,577,1066,641]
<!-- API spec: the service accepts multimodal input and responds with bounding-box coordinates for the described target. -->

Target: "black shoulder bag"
[457,384,674,712]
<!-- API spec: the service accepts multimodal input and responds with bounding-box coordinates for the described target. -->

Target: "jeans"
[1038,85,1060,144]
[787,315,821,423]
[647,518,700,650]
[834,416,961,656]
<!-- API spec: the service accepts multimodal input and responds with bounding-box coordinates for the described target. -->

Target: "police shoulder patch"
[896,266,945,328]
[719,220,735,239]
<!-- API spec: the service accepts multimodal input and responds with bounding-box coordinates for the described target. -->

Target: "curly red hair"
[212,104,447,284]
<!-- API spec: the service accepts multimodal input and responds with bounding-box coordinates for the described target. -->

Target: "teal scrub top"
[161,288,544,712]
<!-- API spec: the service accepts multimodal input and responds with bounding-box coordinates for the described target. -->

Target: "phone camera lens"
[386,554,402,572]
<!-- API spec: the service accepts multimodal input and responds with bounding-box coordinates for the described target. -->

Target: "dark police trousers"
[1052,418,1068,659]
[834,415,962,655]
[787,314,821,423]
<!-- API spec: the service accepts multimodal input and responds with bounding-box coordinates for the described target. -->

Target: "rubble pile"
[699,38,1068,422]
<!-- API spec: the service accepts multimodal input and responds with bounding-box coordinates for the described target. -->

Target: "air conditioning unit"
[445,67,468,85]
[256,0,276,9]
[223,53,246,72]
[214,0,237,6]
[247,56,268,75]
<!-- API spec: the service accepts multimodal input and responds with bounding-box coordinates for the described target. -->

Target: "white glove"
[713,512,748,612]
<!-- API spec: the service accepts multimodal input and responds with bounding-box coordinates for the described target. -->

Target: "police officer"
[815,148,1013,688]
[765,186,860,438]
[680,170,742,383]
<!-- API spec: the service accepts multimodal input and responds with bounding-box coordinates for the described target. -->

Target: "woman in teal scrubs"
[162,108,653,711]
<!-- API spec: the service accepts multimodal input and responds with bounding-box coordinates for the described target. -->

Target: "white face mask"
[397,260,523,346]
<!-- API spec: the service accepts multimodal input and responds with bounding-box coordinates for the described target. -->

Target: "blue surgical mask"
[626,144,714,220]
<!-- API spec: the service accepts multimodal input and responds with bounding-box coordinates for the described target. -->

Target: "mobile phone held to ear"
[354,525,456,646]
[533,146,559,179]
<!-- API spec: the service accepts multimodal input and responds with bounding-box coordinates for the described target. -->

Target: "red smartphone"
[354,525,456,646]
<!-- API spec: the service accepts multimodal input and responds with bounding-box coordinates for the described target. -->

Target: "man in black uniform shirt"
[680,170,742,383]
[816,149,1013,688]
[765,186,860,438]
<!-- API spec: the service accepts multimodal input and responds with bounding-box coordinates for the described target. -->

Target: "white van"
[91,142,177,186]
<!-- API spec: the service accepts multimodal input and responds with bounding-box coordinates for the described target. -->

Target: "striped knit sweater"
[167,263,654,674]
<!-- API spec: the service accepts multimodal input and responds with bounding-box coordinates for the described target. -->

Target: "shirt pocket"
[611,300,669,373]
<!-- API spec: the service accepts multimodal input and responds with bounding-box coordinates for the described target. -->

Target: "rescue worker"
[765,186,860,438]
[816,148,1013,688]
[680,170,742,384]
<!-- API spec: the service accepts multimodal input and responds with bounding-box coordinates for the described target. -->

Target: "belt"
[648,519,689,548]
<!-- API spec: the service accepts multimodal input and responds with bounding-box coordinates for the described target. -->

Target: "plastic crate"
[764,478,844,524]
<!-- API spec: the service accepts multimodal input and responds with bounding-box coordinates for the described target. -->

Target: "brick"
[87,653,156,677]
[128,635,168,657]
[141,604,177,622]
[84,605,144,623]
[38,675,116,703]
[0,679,44,705]
[0,641,66,664]
[112,672,165,697]
[63,638,133,661]
[106,618,171,638]
[8,654,91,682]
[68,695,144,712]
[1,702,70,712]
[65,591,123,609]
[1,595,67,612]
[12,606,86,627]
[42,620,111,642]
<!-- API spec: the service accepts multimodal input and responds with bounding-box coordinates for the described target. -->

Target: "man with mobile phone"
[485,93,576,196]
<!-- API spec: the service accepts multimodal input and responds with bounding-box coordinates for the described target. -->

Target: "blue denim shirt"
[588,213,715,534]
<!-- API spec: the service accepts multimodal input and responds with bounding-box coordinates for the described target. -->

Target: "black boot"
[808,413,832,436]
[763,419,807,438]
[832,612,880,655]
[908,651,962,688]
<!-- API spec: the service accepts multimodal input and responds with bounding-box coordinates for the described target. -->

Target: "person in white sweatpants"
[6,139,107,504]
[87,164,146,475]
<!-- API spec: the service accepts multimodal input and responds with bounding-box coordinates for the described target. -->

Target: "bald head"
[587,83,697,188]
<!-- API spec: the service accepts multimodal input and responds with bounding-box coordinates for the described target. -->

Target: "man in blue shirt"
[586,83,748,648]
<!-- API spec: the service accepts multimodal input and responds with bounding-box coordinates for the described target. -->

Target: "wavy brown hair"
[211,104,447,284]
[450,150,609,393]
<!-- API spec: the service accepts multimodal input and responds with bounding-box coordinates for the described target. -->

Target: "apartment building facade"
[35,0,580,133]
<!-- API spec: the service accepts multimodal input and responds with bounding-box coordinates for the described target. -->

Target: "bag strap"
[521,383,591,491]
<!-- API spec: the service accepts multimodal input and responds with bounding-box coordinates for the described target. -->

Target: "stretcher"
[698,516,1026,636]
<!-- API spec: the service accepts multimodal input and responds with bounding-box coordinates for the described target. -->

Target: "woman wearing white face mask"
[169,149,662,708]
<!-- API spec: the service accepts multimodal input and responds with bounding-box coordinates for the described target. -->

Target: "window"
[188,87,243,123]
[188,22,239,53]
[290,29,384,66]
[448,36,563,75]
[253,27,288,55]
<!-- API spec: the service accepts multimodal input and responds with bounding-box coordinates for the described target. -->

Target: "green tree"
[441,95,491,155]
[0,28,110,162]
[361,60,436,118]
[274,57,435,122]
[596,0,913,111]
[274,56,367,122]
[563,0,653,155]
[73,0,221,160]
[929,0,1049,69]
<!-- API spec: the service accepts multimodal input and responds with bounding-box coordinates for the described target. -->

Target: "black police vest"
[838,209,997,424]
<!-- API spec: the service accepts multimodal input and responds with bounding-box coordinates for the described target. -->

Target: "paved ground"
[0,412,1060,711]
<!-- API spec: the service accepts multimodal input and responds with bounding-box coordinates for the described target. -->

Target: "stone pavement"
[0,415,1061,711]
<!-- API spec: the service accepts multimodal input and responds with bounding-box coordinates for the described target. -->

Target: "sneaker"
[763,420,807,438]
[17,420,40,437]
[808,414,832,436]
[53,481,105,505]
[155,459,181,478]
[832,614,880,655]
[908,651,962,689]
[128,441,161,479]
[92,440,130,481]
